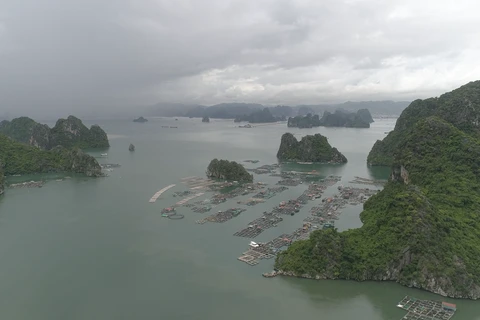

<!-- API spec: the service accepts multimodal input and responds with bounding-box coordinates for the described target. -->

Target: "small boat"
[100,153,108,157]
[249,241,259,248]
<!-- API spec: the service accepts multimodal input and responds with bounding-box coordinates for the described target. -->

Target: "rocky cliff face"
[0,116,109,150]
[357,109,374,124]
[50,116,109,149]
[52,147,103,177]
[275,116,480,299]
[277,133,347,163]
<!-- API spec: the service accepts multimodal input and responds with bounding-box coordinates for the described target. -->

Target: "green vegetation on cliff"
[277,133,347,163]
[318,109,373,128]
[287,114,321,128]
[50,116,109,149]
[206,159,253,182]
[367,80,480,166]
[276,116,480,299]
[0,116,109,150]
[234,108,281,123]
[0,134,102,177]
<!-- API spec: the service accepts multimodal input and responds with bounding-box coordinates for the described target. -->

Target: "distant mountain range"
[145,101,410,118]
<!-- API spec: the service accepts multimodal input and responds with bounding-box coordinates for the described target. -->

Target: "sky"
[1,0,480,117]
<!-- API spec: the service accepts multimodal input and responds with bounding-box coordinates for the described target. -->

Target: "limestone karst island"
[274,81,480,302]
[0,116,109,194]
[277,133,347,164]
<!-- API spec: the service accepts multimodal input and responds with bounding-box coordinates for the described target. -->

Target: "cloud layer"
[1,0,480,115]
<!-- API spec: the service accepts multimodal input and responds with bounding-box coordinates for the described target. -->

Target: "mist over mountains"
[145,100,410,119]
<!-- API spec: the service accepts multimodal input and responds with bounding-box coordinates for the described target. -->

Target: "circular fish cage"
[168,213,185,220]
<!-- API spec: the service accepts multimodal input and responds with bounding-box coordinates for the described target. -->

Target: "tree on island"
[202,116,210,123]
[206,159,253,182]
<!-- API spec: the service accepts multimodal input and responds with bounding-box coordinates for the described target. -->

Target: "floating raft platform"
[181,176,217,190]
[175,192,204,206]
[149,184,176,203]
[397,296,456,320]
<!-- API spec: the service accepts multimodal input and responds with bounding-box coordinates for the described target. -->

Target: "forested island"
[0,116,108,196]
[206,159,253,182]
[133,116,148,123]
[0,116,109,149]
[287,109,373,128]
[234,108,283,123]
[277,133,347,163]
[275,81,480,299]
[287,114,321,128]
[317,109,373,128]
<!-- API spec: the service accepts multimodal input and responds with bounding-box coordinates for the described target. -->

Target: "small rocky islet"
[133,116,148,123]
[277,133,347,164]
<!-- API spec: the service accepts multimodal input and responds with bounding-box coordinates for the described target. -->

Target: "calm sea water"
[0,117,479,320]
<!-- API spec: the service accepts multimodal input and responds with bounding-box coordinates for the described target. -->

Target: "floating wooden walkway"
[149,184,176,203]
[175,192,204,206]
[397,296,456,320]
[181,176,217,190]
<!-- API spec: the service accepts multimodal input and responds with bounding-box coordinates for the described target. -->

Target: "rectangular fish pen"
[397,296,456,320]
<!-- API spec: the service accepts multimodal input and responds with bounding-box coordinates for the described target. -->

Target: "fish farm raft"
[397,296,456,320]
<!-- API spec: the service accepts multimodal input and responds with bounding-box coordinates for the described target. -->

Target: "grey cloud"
[0,0,480,117]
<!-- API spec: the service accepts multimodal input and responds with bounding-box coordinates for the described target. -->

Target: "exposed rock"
[206,159,253,182]
[50,116,109,149]
[357,109,374,124]
[52,146,103,177]
[9,181,45,189]
[129,143,135,152]
[277,133,347,163]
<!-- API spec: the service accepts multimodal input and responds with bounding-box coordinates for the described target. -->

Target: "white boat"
[249,241,259,248]
[100,153,108,157]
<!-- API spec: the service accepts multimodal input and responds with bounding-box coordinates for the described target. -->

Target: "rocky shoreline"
[9,181,45,189]
[263,270,480,299]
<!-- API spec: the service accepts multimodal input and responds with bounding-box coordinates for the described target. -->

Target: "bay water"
[0,117,479,320]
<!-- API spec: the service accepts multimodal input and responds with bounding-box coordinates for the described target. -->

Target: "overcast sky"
[1,0,480,116]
